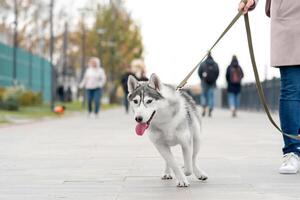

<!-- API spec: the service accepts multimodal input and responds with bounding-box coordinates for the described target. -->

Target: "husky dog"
[127,73,208,187]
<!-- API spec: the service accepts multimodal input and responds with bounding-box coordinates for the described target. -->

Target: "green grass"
[0,104,55,119]
[0,118,9,124]
[0,101,119,125]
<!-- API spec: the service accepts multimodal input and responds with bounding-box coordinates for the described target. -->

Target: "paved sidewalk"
[0,108,299,200]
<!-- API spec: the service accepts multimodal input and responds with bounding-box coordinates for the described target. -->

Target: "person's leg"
[232,93,238,117]
[279,66,300,156]
[201,83,208,116]
[207,87,214,117]
[99,88,103,112]
[201,84,208,107]
[94,88,102,115]
[234,93,241,117]
[91,89,96,115]
[236,93,241,109]
[279,66,300,174]
[227,92,234,110]
[227,92,235,117]
[86,89,93,114]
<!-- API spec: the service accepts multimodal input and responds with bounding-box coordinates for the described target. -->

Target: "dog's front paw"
[197,175,208,181]
[177,180,190,187]
[194,168,208,181]
[161,174,173,180]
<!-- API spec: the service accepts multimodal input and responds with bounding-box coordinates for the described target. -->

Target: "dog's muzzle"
[135,111,156,136]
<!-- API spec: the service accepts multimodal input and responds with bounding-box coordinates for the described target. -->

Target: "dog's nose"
[135,116,143,123]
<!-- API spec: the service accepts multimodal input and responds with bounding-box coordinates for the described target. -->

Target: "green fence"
[0,42,51,102]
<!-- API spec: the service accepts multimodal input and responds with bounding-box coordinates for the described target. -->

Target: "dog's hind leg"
[154,143,189,187]
[181,137,193,176]
[191,122,208,181]
[161,164,173,180]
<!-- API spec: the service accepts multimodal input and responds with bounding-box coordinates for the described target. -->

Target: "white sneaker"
[279,152,299,174]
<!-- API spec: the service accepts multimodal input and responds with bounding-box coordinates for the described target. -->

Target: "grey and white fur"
[128,73,208,187]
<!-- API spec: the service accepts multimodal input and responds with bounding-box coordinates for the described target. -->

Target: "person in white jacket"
[80,57,106,117]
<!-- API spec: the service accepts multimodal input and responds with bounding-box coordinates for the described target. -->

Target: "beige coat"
[270,0,300,67]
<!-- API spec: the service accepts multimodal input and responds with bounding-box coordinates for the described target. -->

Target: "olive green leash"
[243,14,300,140]
[176,7,300,140]
[176,10,244,91]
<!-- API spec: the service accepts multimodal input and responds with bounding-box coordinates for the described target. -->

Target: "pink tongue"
[135,123,149,136]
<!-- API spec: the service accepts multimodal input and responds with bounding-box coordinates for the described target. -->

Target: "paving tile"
[0,109,299,199]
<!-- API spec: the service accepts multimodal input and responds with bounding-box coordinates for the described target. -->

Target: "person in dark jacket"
[121,68,137,113]
[198,52,219,117]
[226,55,244,117]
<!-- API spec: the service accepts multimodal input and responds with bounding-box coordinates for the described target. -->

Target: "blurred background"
[0,0,280,123]
[0,0,146,123]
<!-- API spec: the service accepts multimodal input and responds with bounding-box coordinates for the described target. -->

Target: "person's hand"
[238,0,255,14]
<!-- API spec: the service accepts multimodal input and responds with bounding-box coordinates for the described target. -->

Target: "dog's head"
[127,73,163,135]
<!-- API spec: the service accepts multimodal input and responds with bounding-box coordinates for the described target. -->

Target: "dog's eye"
[146,99,153,104]
[133,99,138,104]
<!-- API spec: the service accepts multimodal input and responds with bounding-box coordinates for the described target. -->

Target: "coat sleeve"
[249,0,259,11]
[240,67,244,79]
[198,63,204,79]
[99,68,107,87]
[226,67,230,83]
[215,63,220,79]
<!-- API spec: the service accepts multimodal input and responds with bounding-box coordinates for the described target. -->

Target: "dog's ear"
[128,75,139,93]
[149,73,161,91]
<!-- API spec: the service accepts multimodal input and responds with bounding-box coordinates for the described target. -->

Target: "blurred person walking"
[121,68,137,113]
[56,85,65,102]
[198,52,219,117]
[80,57,106,118]
[240,0,300,174]
[226,55,244,117]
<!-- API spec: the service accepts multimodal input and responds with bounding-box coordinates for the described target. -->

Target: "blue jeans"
[279,66,300,156]
[228,92,240,110]
[201,82,215,109]
[86,88,102,114]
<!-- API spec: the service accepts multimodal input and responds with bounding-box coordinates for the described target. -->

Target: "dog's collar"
[147,111,156,125]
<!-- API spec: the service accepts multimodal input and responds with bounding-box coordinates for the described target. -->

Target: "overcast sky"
[125,0,279,86]
[61,0,279,87]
